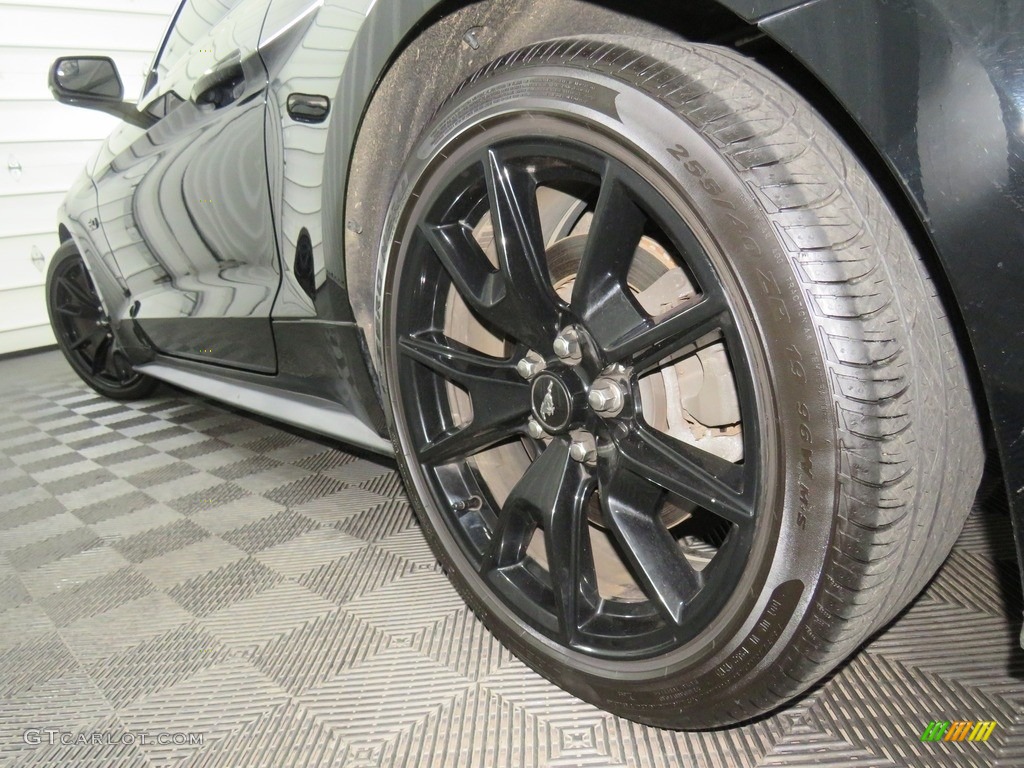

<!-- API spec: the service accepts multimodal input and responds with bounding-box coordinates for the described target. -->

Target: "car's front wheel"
[46,241,156,400]
[376,37,982,728]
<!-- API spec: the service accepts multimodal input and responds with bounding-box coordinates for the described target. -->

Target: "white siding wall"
[0,0,179,354]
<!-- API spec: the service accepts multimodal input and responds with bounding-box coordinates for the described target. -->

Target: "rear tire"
[46,241,157,401]
[376,36,982,728]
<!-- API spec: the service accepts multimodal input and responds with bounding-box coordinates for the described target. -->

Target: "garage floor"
[0,351,1021,768]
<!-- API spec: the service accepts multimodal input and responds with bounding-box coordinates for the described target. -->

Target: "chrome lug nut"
[569,431,597,464]
[516,350,546,380]
[589,378,625,415]
[553,326,583,365]
[527,418,547,440]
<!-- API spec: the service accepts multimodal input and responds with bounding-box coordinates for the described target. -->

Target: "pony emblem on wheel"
[541,382,556,420]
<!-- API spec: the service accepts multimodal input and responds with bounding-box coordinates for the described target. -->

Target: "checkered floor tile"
[0,351,1021,767]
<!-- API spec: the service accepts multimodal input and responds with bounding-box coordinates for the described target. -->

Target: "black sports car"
[46,0,1023,729]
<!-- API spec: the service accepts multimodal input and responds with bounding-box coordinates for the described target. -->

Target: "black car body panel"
[56,0,1024,618]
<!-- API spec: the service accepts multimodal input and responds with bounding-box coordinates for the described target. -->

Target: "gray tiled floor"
[0,351,1021,767]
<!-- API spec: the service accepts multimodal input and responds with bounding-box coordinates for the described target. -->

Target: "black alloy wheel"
[46,241,156,400]
[392,137,764,659]
[375,37,981,728]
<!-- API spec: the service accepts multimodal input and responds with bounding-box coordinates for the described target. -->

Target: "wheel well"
[346,0,986,442]
[345,0,754,357]
[58,224,72,243]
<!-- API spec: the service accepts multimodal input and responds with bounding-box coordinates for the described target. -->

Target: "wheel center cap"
[531,373,574,434]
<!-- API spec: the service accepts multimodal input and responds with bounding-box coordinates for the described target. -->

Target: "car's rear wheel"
[377,37,982,728]
[46,241,156,400]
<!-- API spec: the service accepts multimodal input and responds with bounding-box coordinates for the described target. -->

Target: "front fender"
[57,167,129,328]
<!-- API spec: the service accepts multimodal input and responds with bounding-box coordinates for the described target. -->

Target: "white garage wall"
[0,0,179,355]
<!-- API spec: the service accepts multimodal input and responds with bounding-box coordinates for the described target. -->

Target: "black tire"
[376,37,982,728]
[46,241,157,401]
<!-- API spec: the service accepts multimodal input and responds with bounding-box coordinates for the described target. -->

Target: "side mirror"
[49,56,154,129]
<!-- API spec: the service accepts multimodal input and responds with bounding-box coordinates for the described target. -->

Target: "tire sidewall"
[378,52,839,726]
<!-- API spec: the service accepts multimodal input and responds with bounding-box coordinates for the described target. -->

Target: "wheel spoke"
[484,150,562,347]
[420,221,557,352]
[610,294,729,373]
[599,461,702,626]
[89,334,113,377]
[420,221,509,323]
[69,328,104,352]
[421,152,565,350]
[543,457,599,644]
[400,334,531,464]
[418,422,520,465]
[482,439,597,642]
[571,163,649,351]
[57,302,100,319]
[58,275,96,308]
[613,422,753,527]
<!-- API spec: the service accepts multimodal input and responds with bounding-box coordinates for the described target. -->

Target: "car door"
[93,0,280,373]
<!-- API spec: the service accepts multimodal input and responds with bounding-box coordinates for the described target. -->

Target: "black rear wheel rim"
[51,254,141,390]
[392,131,765,660]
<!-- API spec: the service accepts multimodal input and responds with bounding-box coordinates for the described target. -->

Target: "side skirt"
[136,360,394,456]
